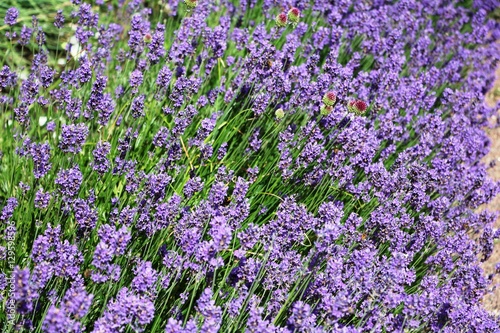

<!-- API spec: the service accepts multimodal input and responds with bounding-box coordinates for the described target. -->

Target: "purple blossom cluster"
[42,280,93,333]
[1,0,500,332]
[55,165,83,198]
[92,287,155,332]
[90,224,131,283]
[59,123,89,154]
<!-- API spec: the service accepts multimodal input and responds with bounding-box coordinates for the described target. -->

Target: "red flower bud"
[287,7,300,25]
[143,33,152,44]
[322,91,337,106]
[275,13,287,27]
[348,99,368,114]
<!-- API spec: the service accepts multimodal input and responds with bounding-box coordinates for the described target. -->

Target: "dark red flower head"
[275,13,287,27]
[354,100,367,113]
[288,8,300,24]
[323,91,337,106]
[143,33,152,43]
[348,99,368,114]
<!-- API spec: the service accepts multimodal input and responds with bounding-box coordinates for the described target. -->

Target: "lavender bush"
[1,0,500,331]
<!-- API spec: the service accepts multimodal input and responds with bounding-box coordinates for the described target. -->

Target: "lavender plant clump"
[0,0,500,332]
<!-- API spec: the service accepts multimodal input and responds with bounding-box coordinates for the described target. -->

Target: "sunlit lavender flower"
[132,260,158,295]
[183,177,204,199]
[59,123,89,154]
[129,69,143,91]
[54,10,64,29]
[1,197,18,221]
[46,121,56,132]
[30,142,51,178]
[53,240,82,279]
[55,165,83,197]
[42,282,93,332]
[91,224,131,282]
[35,26,46,46]
[196,288,222,332]
[131,94,146,118]
[4,7,19,26]
[0,66,17,89]
[73,198,98,230]
[76,3,98,28]
[156,65,172,89]
[18,25,32,45]
[14,104,29,125]
[288,301,316,331]
[92,288,155,332]
[61,280,93,319]
[86,76,115,124]
[34,188,51,209]
[12,266,38,314]
[76,56,92,84]
[39,65,55,88]
[147,23,166,64]
[41,306,71,331]
[92,141,112,174]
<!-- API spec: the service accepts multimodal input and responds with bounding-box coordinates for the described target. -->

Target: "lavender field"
[1,0,500,332]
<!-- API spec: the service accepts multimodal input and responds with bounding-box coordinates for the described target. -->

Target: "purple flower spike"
[54,10,64,29]
[55,165,83,197]
[1,197,18,221]
[35,188,51,209]
[129,69,143,90]
[59,123,89,154]
[92,288,154,332]
[4,7,19,26]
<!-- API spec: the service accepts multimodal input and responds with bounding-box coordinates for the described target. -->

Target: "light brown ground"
[481,66,500,315]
